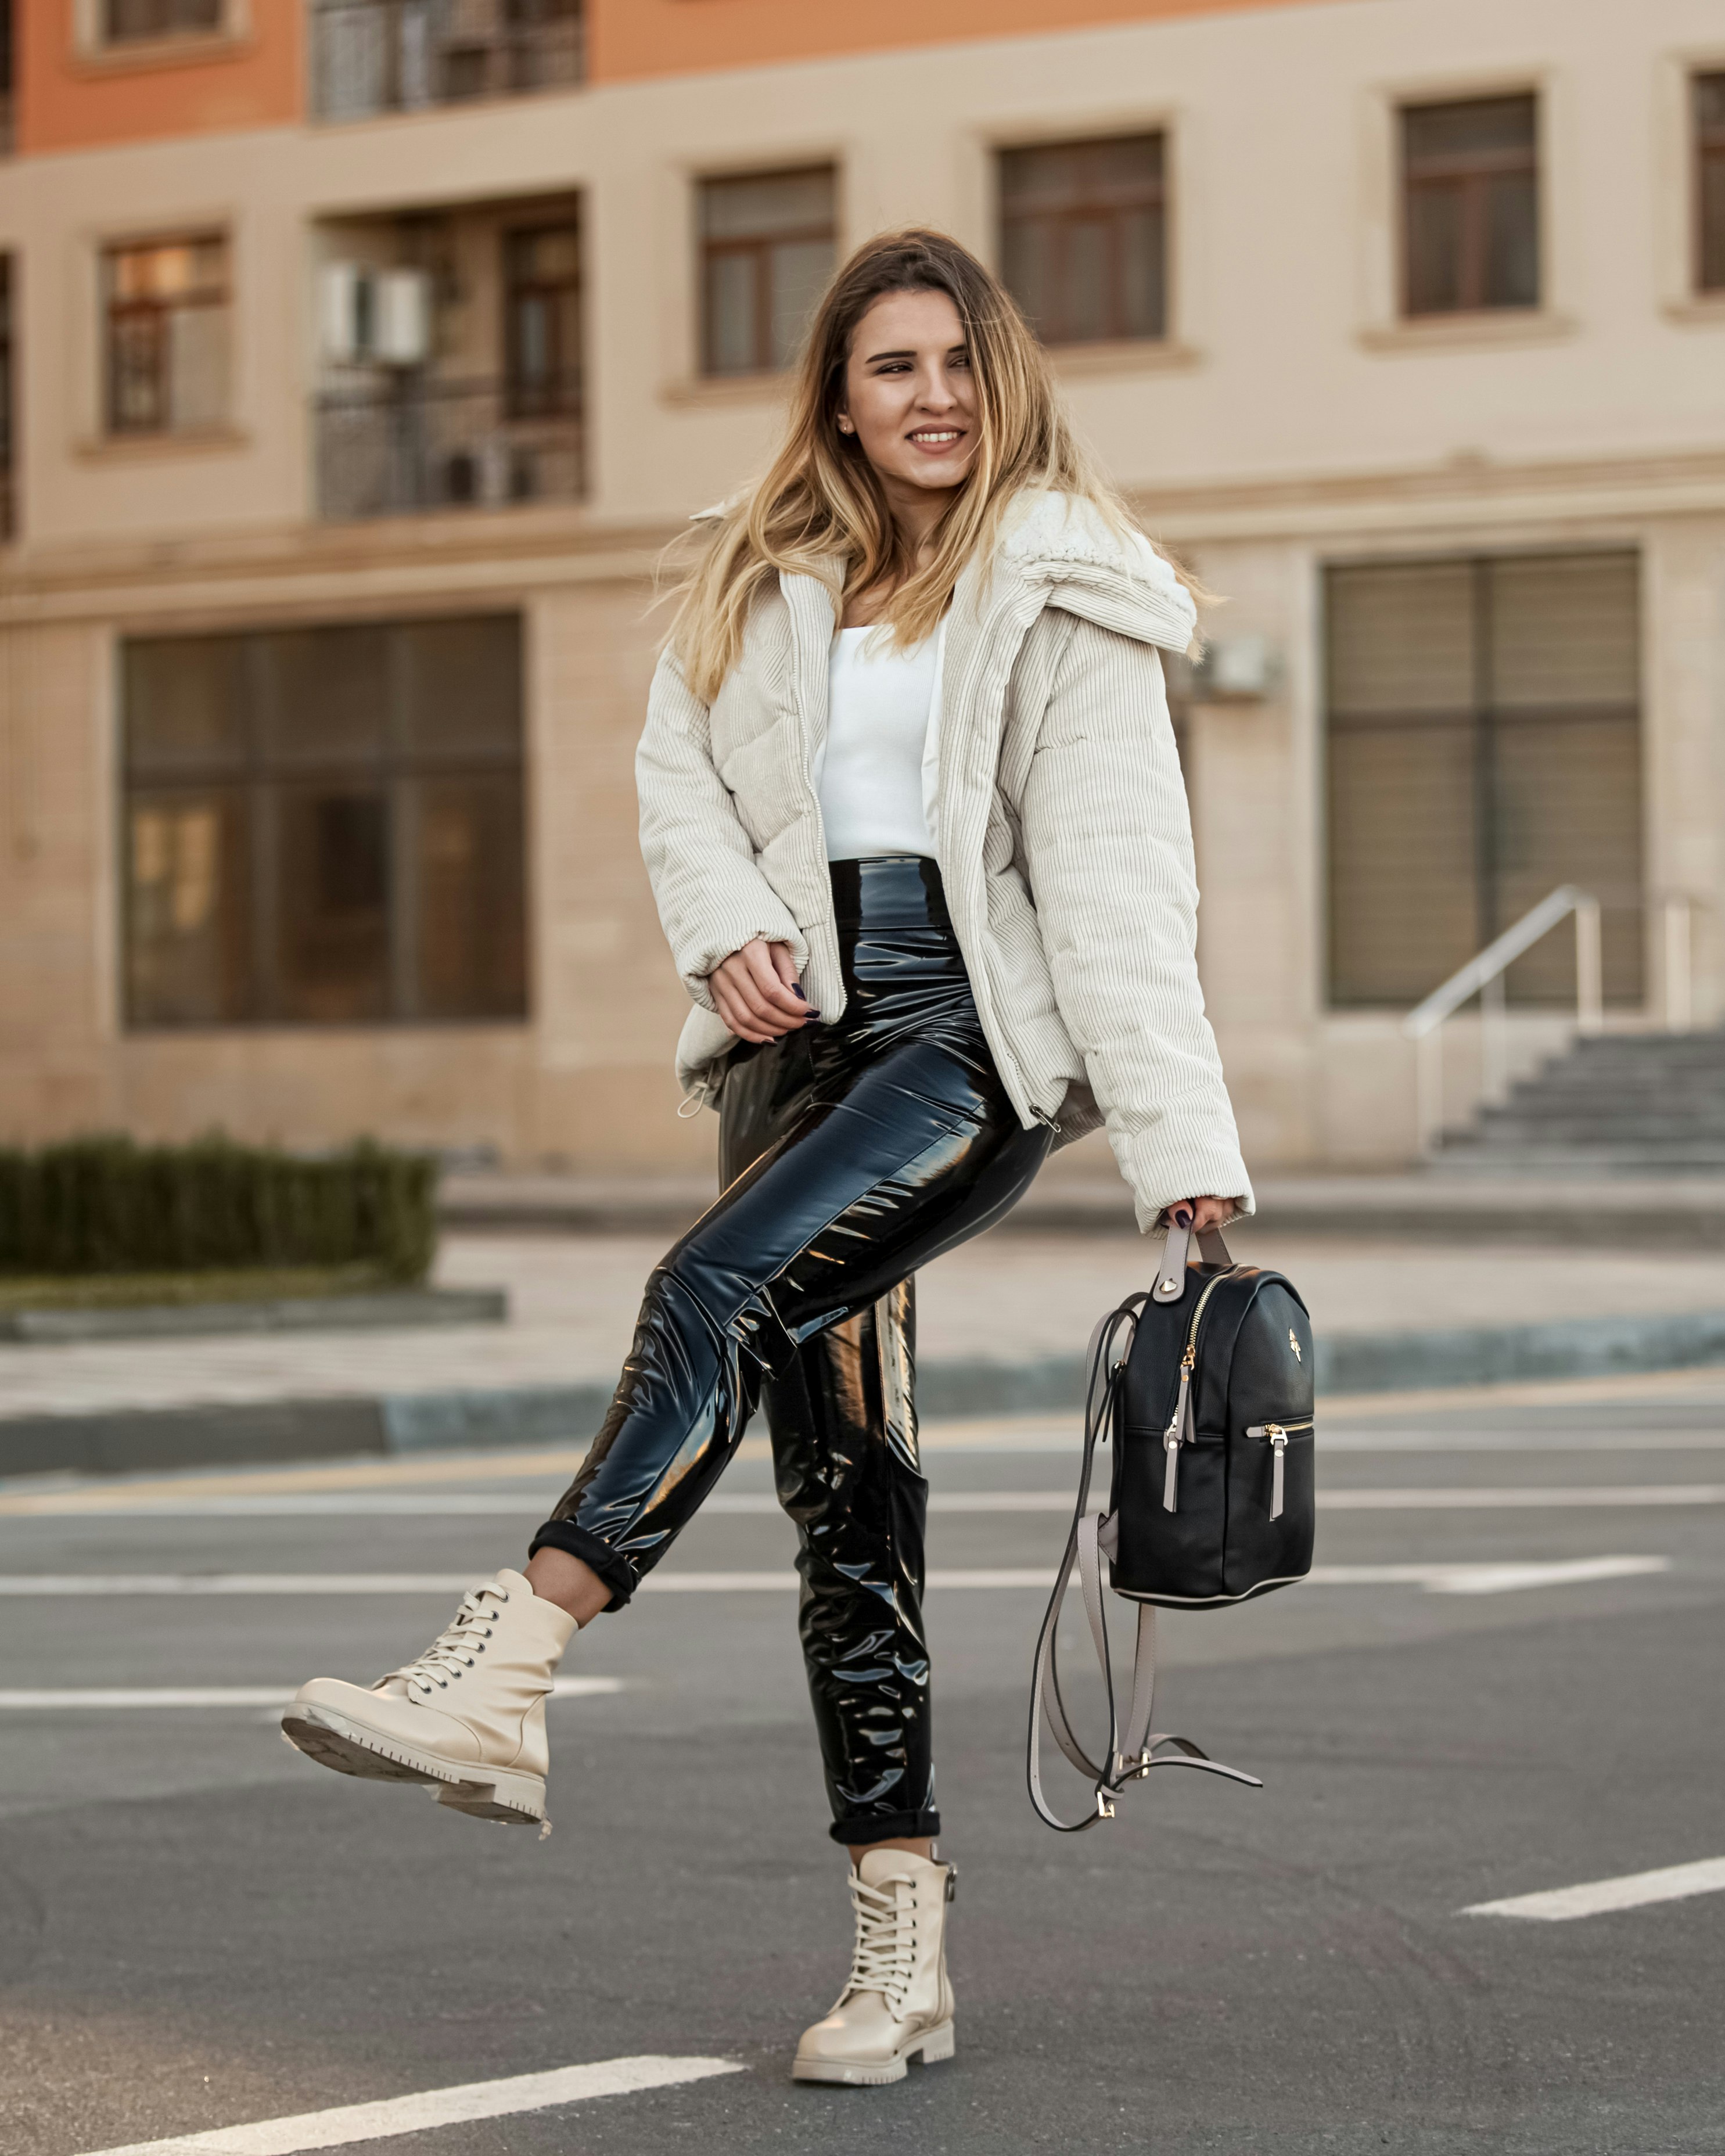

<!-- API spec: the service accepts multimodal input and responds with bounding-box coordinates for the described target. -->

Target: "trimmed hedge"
[0,1136,437,1282]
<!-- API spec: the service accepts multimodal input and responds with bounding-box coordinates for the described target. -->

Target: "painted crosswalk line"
[2,1482,1717,1517]
[0,1676,623,1710]
[0,1557,1670,1597]
[73,2054,745,2156]
[1463,1855,1725,1921]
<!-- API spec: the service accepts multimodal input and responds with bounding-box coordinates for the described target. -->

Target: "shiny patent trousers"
[530,856,1051,1844]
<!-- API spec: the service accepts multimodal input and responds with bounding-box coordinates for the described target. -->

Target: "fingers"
[739,939,808,1019]
[1162,1195,1236,1233]
[710,939,816,1043]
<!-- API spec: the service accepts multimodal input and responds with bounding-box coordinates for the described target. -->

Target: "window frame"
[102,231,232,439]
[1398,91,1540,319]
[98,0,225,45]
[1694,68,1725,294]
[995,130,1170,349]
[502,215,583,421]
[1321,548,1647,1015]
[119,613,532,1032]
[696,163,837,380]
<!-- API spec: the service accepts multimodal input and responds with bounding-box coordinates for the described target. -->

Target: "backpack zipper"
[1245,1419,1314,1520]
[1161,1269,1237,1512]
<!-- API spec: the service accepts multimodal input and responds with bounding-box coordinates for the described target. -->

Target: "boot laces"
[384,1582,507,1698]
[842,1873,917,2016]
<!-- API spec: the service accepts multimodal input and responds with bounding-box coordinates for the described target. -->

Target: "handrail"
[1401,884,1598,1041]
[1401,884,1602,1154]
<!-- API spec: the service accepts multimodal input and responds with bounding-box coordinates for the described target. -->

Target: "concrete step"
[1434,1146,1725,1173]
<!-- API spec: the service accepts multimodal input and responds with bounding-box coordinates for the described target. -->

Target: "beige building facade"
[2,0,1724,1177]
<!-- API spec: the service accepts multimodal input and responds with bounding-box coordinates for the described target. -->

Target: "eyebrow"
[863,344,969,365]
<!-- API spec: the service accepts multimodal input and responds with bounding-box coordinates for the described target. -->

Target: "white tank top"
[817,623,945,863]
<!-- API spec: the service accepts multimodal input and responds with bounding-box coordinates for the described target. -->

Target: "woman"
[283,228,1250,2086]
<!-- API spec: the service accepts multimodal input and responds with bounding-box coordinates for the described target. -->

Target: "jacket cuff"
[1113,1128,1255,1235]
[681,924,811,1012]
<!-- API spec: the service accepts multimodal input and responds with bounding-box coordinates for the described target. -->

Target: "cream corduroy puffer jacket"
[637,488,1253,1230]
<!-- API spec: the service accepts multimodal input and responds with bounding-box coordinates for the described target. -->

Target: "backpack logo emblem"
[1289,1329,1302,1363]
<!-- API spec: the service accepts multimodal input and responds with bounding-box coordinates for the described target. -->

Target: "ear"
[836,414,856,436]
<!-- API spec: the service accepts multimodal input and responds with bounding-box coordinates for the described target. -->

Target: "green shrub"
[0,1136,437,1283]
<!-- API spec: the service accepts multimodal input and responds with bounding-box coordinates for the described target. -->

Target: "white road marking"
[1319,1484,1725,1509]
[1463,1855,1725,1921]
[1308,1556,1670,1594]
[0,1676,623,1710]
[2,1482,1718,1517]
[71,2054,744,2156]
[0,1557,1670,1597]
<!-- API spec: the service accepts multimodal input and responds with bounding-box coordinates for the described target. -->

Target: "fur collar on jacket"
[991,489,1198,656]
[693,485,1199,656]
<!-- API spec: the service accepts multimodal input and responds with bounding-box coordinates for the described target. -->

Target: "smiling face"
[835,288,982,512]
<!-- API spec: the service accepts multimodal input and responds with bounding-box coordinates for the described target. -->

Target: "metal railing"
[1401,887,1703,1152]
[312,0,582,120]
[314,374,583,520]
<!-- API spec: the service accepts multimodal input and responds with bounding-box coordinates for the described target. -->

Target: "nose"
[914,359,955,409]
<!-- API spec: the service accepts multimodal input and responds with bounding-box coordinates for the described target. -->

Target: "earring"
[838,418,854,434]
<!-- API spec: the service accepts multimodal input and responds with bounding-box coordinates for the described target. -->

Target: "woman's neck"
[842,480,958,628]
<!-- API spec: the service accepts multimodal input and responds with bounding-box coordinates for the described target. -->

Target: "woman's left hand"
[1163,1195,1236,1233]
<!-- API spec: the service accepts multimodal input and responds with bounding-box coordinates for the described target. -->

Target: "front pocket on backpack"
[1244,1419,1314,1520]
[1223,1421,1315,1598]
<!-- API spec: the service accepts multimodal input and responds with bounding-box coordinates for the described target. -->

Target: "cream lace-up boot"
[792,1848,957,2085]
[280,1569,576,1833]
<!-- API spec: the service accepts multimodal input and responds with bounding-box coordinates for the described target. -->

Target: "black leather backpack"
[1027,1213,1316,1831]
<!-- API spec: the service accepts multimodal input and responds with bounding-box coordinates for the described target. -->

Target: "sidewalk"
[5,1220,1725,1478]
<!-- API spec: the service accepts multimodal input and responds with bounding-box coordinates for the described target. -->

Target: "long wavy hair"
[667,227,1156,703]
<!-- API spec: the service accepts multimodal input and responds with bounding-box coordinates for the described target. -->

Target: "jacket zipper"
[1161,1268,1236,1512]
[1245,1419,1314,1520]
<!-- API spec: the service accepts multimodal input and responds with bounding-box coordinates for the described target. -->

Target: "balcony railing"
[312,0,582,121]
[315,374,583,521]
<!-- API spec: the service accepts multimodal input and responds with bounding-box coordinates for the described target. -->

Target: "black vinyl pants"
[530,856,1051,1845]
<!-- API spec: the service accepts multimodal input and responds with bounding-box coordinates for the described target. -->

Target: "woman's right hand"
[709,939,819,1043]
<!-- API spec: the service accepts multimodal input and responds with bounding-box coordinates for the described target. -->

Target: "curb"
[0,1287,508,1346]
[7,1303,1725,1481]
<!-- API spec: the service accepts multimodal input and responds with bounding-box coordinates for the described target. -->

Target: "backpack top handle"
[1151,1210,1235,1304]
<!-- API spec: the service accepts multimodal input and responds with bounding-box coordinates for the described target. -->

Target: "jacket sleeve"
[635,646,809,1012]
[1019,617,1254,1228]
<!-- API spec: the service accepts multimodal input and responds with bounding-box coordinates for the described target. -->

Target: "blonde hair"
[667,227,1157,703]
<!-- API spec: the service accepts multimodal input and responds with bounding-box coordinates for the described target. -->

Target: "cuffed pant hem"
[527,1518,637,1611]
[829,1808,941,1848]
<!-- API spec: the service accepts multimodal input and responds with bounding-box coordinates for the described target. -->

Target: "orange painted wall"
[17,0,303,153]
[590,0,1341,83]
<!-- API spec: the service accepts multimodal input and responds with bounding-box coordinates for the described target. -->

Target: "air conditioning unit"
[321,263,433,366]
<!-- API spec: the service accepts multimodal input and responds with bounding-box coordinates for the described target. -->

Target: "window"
[1697,73,1725,293]
[101,0,221,39]
[313,0,583,119]
[1401,95,1538,316]
[998,135,1167,346]
[104,235,230,436]
[0,258,12,538]
[699,167,835,376]
[123,615,528,1027]
[1326,553,1642,1009]
[505,221,581,417]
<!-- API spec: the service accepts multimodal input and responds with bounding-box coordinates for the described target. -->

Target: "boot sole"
[792,2021,955,2086]
[279,1703,547,1829]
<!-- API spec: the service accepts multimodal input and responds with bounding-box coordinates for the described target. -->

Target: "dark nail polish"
[793,986,807,1000]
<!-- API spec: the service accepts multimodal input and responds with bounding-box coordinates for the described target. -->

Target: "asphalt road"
[3,1376,1724,2156]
